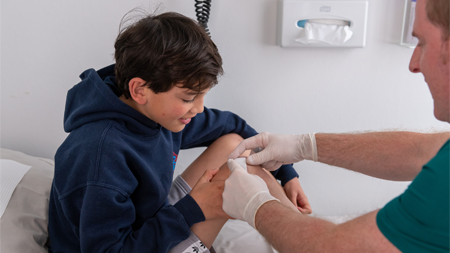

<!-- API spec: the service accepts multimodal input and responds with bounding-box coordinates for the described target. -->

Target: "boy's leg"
[180,134,298,212]
[180,133,245,188]
[172,134,298,251]
[211,160,300,214]
[176,134,247,250]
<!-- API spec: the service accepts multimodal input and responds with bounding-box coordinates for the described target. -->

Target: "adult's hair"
[114,11,223,98]
[426,0,450,41]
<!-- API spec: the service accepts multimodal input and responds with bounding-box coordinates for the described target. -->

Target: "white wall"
[2,0,449,216]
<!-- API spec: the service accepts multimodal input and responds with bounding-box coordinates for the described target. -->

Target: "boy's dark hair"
[114,11,223,98]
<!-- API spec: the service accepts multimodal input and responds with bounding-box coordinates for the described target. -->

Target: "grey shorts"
[167,176,216,253]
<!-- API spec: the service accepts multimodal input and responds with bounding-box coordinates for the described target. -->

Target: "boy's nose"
[191,97,204,114]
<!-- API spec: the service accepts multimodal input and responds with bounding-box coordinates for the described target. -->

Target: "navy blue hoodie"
[48,64,298,253]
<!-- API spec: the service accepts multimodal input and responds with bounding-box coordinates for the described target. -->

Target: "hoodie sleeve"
[180,107,298,185]
[57,184,204,253]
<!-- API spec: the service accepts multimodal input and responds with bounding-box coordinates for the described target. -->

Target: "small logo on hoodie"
[173,152,178,171]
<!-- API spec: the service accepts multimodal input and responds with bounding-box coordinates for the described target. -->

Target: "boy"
[48,11,310,253]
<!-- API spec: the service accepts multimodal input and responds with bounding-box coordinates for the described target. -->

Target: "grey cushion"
[0,148,54,253]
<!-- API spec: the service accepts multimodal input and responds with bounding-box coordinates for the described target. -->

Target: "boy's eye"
[183,98,195,103]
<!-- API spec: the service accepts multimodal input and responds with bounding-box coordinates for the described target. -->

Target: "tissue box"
[276,0,369,48]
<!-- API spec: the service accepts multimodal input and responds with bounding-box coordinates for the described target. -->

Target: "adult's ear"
[128,77,148,105]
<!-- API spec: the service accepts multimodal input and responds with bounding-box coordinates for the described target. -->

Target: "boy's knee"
[218,133,243,144]
[212,133,243,151]
[247,164,275,183]
[212,163,232,182]
[213,161,264,183]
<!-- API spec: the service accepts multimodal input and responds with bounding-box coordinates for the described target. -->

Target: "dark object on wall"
[195,0,212,37]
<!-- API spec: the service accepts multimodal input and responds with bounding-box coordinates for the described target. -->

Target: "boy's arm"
[57,162,228,253]
[179,107,299,185]
[54,165,226,253]
[63,185,204,253]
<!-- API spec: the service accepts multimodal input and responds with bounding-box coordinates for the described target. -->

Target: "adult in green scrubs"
[221,0,450,252]
[377,140,449,252]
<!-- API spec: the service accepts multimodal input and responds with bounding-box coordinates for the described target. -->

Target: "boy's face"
[143,85,209,132]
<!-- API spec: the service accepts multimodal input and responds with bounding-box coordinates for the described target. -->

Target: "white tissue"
[234,157,248,171]
[296,20,353,45]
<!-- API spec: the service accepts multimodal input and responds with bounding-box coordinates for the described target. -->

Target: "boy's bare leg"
[180,134,298,249]
[180,134,246,249]
[180,133,246,188]
[247,165,300,213]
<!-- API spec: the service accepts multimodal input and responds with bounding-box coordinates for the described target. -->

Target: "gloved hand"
[229,132,318,171]
[223,159,279,229]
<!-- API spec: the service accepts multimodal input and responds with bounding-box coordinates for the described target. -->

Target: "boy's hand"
[283,178,312,214]
[190,168,232,220]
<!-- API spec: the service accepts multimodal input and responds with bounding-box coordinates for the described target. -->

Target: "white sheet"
[213,219,277,253]
[213,214,361,253]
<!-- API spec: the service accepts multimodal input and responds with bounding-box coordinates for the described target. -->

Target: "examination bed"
[0,148,354,253]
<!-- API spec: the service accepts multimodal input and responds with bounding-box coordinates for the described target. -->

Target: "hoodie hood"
[63,64,159,134]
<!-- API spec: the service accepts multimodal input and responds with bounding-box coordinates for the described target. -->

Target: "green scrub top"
[377,140,449,252]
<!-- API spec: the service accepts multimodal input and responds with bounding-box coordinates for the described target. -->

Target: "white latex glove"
[229,132,318,171]
[223,159,279,229]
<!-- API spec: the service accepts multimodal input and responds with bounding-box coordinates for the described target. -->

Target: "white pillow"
[0,148,54,253]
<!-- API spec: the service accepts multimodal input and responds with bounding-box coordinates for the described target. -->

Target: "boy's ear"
[128,77,148,105]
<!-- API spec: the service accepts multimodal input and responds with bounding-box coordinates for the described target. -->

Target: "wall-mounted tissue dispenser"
[277,0,369,48]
